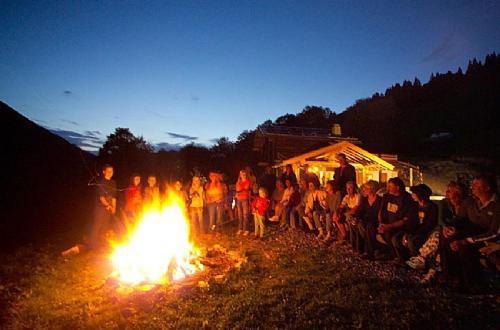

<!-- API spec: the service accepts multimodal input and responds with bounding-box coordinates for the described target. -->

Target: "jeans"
[254,213,265,237]
[207,201,223,228]
[236,199,250,231]
[89,206,114,249]
[190,207,204,234]
[312,210,325,231]
[357,222,377,258]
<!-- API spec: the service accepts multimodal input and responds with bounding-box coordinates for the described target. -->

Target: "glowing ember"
[110,195,203,285]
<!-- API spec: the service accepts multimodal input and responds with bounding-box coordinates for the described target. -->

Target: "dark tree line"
[339,53,500,161]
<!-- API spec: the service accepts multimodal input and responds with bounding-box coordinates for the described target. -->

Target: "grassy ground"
[1,225,498,329]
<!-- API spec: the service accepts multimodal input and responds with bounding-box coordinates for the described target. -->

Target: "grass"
[1,226,498,329]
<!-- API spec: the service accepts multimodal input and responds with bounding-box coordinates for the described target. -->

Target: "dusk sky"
[1,1,499,152]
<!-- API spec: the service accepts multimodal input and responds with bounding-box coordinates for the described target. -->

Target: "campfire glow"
[110,195,203,285]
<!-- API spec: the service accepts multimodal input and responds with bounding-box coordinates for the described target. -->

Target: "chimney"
[332,123,342,136]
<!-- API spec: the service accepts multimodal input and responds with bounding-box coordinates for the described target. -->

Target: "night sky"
[1,1,499,152]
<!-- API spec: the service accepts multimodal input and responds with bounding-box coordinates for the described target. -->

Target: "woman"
[205,171,226,232]
[235,169,251,236]
[355,180,383,259]
[304,181,327,239]
[406,182,467,282]
[333,181,361,244]
[189,176,205,235]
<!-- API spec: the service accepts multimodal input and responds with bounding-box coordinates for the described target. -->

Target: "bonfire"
[110,194,204,286]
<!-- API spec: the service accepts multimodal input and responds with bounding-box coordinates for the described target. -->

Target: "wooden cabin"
[252,125,360,165]
[274,141,422,187]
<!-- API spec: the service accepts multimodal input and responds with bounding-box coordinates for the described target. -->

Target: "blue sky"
[1,0,499,152]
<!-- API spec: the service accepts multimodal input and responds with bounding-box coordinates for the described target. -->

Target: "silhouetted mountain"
[0,101,95,249]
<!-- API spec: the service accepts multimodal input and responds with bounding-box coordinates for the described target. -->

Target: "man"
[89,164,117,249]
[445,174,499,287]
[334,153,356,196]
[280,164,297,186]
[377,177,418,262]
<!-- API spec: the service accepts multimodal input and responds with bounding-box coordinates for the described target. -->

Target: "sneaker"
[243,231,250,236]
[211,225,216,231]
[316,231,324,240]
[269,216,279,222]
[406,256,426,270]
[420,268,436,284]
[61,245,80,257]
[323,232,331,242]
[236,230,242,235]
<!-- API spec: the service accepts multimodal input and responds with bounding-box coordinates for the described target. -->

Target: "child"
[252,187,270,239]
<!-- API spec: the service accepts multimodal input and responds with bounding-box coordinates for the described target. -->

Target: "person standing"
[123,173,142,223]
[235,169,251,236]
[189,176,205,235]
[252,187,271,239]
[143,175,160,207]
[89,164,117,249]
[334,153,356,196]
[280,164,297,186]
[205,171,225,232]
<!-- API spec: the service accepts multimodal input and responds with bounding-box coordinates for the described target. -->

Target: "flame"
[110,194,203,285]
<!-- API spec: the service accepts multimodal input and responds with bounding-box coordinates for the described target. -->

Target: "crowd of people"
[88,152,499,291]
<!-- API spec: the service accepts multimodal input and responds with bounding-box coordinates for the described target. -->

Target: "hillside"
[338,53,500,161]
[0,101,94,248]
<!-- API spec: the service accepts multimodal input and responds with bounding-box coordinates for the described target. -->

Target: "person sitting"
[333,181,361,244]
[388,183,437,264]
[270,178,294,226]
[377,177,418,262]
[355,180,383,260]
[406,182,467,278]
[443,174,499,289]
[291,178,309,229]
[304,181,327,239]
[270,180,285,221]
[123,174,142,224]
[324,180,342,242]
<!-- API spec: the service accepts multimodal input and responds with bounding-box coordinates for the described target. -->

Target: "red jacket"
[235,179,251,200]
[252,196,270,216]
[124,185,142,213]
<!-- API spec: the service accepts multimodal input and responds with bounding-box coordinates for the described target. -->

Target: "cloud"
[84,130,102,137]
[49,128,105,152]
[148,111,167,119]
[421,34,462,63]
[63,90,72,96]
[166,131,198,141]
[60,118,80,126]
[155,142,182,151]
